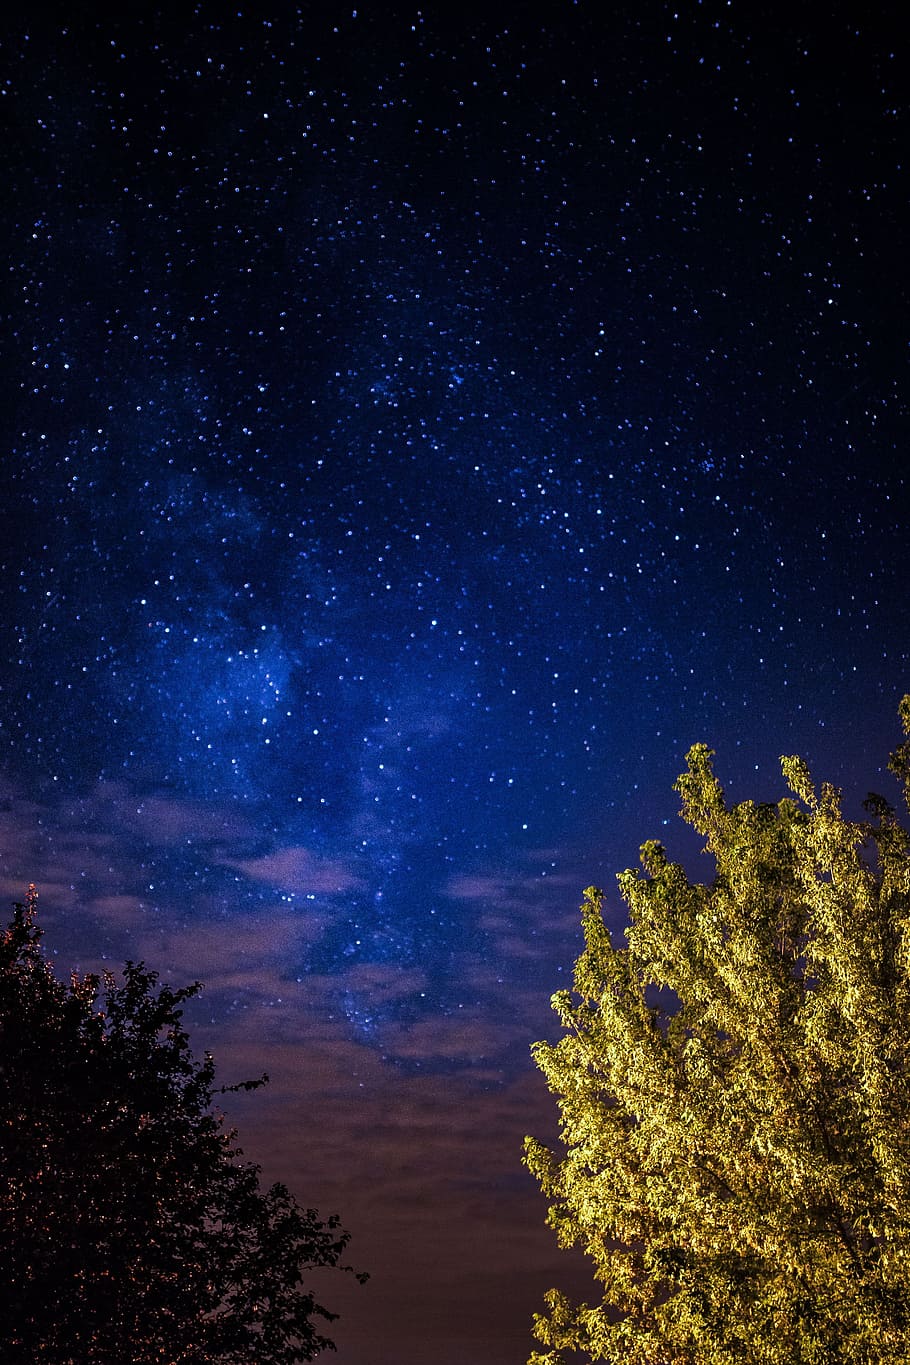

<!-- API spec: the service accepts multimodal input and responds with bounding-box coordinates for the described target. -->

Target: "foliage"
[525,699,910,1365]
[0,888,365,1364]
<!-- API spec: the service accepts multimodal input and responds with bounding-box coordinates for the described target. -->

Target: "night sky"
[2,3,908,1361]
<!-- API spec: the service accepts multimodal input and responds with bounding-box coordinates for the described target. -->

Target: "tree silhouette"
[526,698,910,1364]
[0,887,365,1364]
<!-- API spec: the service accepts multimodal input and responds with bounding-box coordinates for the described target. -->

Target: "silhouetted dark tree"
[0,887,365,1364]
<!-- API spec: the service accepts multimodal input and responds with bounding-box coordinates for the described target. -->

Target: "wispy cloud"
[110,787,259,846]
[221,845,363,895]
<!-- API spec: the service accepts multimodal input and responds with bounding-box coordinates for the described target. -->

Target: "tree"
[0,887,366,1364]
[525,699,910,1365]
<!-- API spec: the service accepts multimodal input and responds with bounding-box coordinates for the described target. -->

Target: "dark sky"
[2,3,908,1361]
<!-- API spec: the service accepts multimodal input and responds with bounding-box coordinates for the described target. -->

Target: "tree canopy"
[0,888,365,1364]
[525,698,910,1365]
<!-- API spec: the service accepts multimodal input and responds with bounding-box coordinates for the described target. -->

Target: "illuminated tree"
[0,888,365,1364]
[525,699,910,1365]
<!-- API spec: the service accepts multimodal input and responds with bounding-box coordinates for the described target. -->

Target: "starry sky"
[2,3,908,1361]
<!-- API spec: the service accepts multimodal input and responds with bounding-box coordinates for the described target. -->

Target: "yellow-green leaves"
[525,697,910,1365]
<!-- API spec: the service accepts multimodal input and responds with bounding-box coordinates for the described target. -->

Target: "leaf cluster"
[525,700,910,1364]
